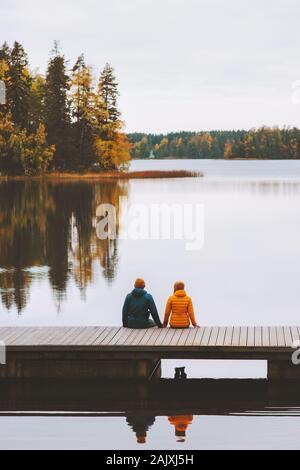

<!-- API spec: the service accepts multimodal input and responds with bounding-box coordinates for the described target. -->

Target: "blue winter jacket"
[122,288,162,328]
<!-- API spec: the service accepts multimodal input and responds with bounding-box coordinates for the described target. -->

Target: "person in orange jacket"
[168,415,194,443]
[163,282,198,328]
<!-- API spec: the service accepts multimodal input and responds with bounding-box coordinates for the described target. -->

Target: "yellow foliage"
[94,131,132,170]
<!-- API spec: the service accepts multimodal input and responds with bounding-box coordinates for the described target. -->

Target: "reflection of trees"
[0,181,54,312]
[0,179,128,312]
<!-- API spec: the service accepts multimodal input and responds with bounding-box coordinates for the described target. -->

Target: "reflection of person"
[122,279,162,328]
[126,415,156,444]
[163,282,198,328]
[168,415,194,443]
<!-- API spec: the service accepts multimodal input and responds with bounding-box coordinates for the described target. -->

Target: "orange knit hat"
[135,278,146,289]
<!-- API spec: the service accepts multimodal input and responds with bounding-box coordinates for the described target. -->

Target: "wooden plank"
[93,327,116,345]
[145,328,164,346]
[97,327,121,346]
[122,328,141,346]
[36,327,72,345]
[290,327,300,345]
[262,327,270,347]
[106,327,133,346]
[128,328,153,347]
[82,327,109,346]
[153,328,168,346]
[224,327,233,347]
[170,328,184,346]
[47,327,78,346]
[269,327,278,347]
[0,328,17,341]
[215,327,226,347]
[283,327,293,347]
[239,327,248,347]
[69,327,98,346]
[177,329,192,346]
[208,327,219,346]
[128,328,152,346]
[193,327,205,346]
[247,327,255,347]
[138,327,159,346]
[10,328,45,346]
[254,327,262,347]
[2,325,300,353]
[200,327,212,346]
[185,327,199,346]
[231,327,241,347]
[161,328,177,346]
[61,327,90,346]
[276,327,285,347]
[1,327,31,344]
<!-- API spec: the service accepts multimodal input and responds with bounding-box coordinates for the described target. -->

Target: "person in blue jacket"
[122,279,162,329]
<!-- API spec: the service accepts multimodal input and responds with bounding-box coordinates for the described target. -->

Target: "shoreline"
[0,169,201,182]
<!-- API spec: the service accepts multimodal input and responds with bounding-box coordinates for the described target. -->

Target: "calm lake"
[1,159,300,378]
[1,159,300,449]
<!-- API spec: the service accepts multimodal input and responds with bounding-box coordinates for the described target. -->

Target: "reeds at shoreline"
[0,170,202,182]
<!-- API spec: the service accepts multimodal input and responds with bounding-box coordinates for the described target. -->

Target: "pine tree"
[98,63,120,127]
[94,63,131,169]
[71,54,95,167]
[44,42,71,169]
[7,42,32,129]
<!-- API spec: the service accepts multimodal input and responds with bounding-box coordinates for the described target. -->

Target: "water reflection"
[0,180,128,312]
[1,378,300,446]
[126,415,156,444]
[168,415,194,443]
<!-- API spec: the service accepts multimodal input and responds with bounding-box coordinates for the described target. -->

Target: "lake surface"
[1,415,300,450]
[1,159,300,378]
[1,159,300,449]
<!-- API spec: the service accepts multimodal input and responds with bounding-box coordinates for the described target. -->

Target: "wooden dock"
[0,326,299,380]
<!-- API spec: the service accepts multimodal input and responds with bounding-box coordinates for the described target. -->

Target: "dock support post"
[268,361,300,381]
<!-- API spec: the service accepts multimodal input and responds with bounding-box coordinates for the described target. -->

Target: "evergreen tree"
[7,42,32,129]
[93,63,131,169]
[71,54,95,167]
[98,63,120,127]
[44,42,71,169]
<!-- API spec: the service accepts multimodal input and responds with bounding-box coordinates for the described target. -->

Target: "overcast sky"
[1,0,300,133]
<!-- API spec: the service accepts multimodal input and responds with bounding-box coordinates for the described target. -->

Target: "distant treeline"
[0,41,131,176]
[129,128,300,160]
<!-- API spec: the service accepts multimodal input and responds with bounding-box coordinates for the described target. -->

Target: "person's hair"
[134,278,146,289]
[174,281,185,292]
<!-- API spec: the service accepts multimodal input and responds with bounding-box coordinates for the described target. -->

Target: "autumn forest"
[0,41,132,176]
[1,41,300,179]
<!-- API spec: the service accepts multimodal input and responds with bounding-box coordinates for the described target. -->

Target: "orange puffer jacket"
[168,415,194,433]
[163,290,197,328]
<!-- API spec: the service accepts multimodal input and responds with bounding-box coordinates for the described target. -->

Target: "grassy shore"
[0,169,202,181]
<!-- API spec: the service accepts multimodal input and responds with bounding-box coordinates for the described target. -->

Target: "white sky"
[1,0,300,133]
